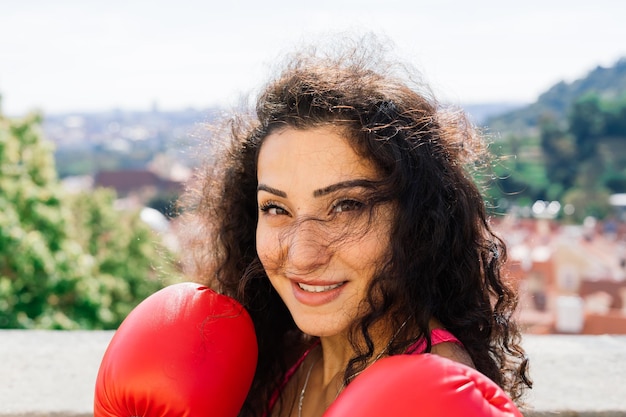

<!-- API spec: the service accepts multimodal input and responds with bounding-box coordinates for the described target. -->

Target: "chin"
[293,314,351,338]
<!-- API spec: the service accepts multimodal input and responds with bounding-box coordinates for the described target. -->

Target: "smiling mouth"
[297,282,345,293]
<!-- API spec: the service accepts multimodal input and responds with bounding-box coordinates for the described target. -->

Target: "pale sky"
[1,0,625,116]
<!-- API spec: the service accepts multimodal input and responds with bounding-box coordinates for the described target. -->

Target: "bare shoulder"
[430,342,475,368]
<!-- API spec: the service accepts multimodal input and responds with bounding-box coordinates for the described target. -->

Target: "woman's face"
[256,126,393,338]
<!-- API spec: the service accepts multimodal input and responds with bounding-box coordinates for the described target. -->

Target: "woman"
[180,40,531,417]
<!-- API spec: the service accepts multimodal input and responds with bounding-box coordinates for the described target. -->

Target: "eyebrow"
[257,179,376,198]
[312,179,377,197]
[257,184,287,198]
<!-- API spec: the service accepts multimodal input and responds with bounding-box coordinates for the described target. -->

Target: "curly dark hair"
[179,39,531,417]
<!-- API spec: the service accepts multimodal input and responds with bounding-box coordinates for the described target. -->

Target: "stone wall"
[1,331,625,416]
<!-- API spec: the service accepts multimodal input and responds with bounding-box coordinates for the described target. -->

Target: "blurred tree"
[603,95,626,137]
[539,115,577,200]
[0,113,180,329]
[568,93,604,161]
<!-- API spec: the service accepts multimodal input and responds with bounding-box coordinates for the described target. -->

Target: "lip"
[290,279,347,306]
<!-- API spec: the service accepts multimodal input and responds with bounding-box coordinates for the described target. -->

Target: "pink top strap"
[266,341,321,415]
[406,328,463,354]
[264,329,461,416]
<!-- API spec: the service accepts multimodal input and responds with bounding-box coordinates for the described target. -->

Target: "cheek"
[349,226,392,274]
[348,241,385,276]
[256,225,281,270]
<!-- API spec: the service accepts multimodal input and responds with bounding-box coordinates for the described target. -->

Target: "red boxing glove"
[94,282,257,417]
[324,354,522,417]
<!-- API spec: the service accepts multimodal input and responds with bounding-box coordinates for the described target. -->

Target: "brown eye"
[260,203,288,216]
[332,199,364,213]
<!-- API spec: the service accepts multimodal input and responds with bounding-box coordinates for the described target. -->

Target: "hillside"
[486,57,626,133]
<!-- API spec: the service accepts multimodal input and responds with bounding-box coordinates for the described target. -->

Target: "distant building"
[610,193,626,222]
[94,169,183,201]
[497,215,626,335]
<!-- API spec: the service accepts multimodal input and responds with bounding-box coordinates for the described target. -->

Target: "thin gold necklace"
[297,357,319,417]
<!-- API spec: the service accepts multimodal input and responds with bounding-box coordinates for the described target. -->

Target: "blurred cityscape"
[38,100,626,335]
[499,212,626,335]
[0,56,617,332]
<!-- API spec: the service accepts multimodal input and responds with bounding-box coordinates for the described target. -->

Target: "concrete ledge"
[1,331,624,416]
[0,330,113,417]
[522,334,626,416]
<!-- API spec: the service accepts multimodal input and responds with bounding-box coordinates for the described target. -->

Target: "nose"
[284,219,332,275]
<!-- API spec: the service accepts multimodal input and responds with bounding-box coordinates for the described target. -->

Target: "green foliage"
[539,115,577,191]
[487,134,550,207]
[0,113,181,329]
[568,93,604,160]
[484,57,626,221]
[562,186,612,222]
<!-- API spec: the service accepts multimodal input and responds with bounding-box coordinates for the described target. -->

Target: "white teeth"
[297,282,343,293]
